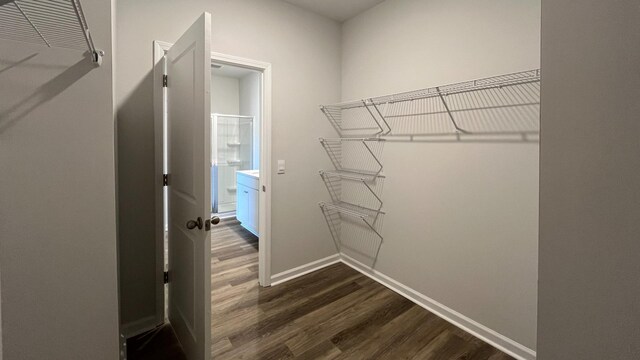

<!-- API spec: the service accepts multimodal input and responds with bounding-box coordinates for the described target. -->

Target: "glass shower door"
[212,114,253,214]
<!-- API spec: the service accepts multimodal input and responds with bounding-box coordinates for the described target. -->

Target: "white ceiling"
[282,0,385,22]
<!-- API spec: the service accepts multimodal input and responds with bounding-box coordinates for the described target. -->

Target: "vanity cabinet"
[236,171,259,236]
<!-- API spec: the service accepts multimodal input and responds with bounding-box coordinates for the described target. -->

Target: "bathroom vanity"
[236,170,259,236]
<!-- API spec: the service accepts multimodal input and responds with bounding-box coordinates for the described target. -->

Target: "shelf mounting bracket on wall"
[436,86,470,134]
[0,0,104,66]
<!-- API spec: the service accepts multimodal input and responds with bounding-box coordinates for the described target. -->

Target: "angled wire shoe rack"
[320,99,391,137]
[318,103,388,263]
[319,201,385,260]
[0,0,103,65]
[320,170,384,213]
[319,137,385,177]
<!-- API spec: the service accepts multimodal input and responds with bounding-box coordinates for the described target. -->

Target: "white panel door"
[166,12,211,360]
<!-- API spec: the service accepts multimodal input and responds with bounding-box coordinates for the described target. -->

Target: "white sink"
[237,170,259,179]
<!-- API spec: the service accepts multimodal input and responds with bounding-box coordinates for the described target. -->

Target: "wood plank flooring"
[129,219,515,359]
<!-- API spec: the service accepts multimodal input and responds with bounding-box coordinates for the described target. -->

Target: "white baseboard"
[267,253,536,360]
[121,315,161,339]
[270,254,340,286]
[340,254,536,360]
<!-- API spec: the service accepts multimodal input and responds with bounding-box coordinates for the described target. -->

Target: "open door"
[166,13,211,360]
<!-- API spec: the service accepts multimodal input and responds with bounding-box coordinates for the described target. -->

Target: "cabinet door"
[247,187,259,233]
[237,183,249,224]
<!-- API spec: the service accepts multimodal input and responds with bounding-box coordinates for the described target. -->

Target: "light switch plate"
[277,160,285,174]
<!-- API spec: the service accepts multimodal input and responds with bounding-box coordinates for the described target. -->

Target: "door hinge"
[163,174,169,186]
[162,74,168,87]
[164,271,169,284]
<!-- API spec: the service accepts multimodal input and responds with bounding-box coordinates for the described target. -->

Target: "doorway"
[207,52,272,288]
[210,63,261,224]
[153,36,273,358]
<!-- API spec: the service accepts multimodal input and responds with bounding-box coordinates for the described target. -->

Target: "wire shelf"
[319,201,385,262]
[369,69,540,136]
[319,137,385,177]
[320,170,384,213]
[0,0,102,64]
[320,99,391,137]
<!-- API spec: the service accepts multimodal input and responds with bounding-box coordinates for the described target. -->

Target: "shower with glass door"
[211,114,254,215]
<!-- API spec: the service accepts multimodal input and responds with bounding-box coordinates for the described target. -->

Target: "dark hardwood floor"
[129,219,514,359]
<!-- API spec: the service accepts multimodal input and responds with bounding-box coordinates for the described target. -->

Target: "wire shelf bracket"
[0,0,104,65]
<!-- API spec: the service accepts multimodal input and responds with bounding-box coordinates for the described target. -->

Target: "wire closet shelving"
[320,99,391,138]
[317,69,541,265]
[323,69,541,138]
[319,137,385,178]
[0,0,103,65]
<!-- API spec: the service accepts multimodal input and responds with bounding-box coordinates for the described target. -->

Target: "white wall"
[116,0,341,331]
[239,72,261,168]
[0,0,119,358]
[211,74,240,114]
[212,74,241,213]
[537,1,640,359]
[341,0,540,352]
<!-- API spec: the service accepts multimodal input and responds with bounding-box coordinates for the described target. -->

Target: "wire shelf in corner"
[319,137,385,177]
[319,170,384,213]
[320,99,391,137]
[319,201,384,238]
[319,201,385,260]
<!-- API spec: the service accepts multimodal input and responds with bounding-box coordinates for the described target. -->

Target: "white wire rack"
[317,69,539,265]
[373,69,540,136]
[319,69,540,137]
[319,137,385,177]
[320,99,391,137]
[319,201,385,259]
[318,134,386,264]
[0,0,103,65]
[319,170,384,213]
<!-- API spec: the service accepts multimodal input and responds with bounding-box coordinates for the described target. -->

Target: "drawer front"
[237,173,259,190]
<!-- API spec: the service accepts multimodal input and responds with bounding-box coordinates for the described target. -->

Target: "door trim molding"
[152,40,168,330]
[152,41,274,333]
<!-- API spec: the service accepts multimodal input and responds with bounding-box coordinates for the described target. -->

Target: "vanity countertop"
[236,170,259,180]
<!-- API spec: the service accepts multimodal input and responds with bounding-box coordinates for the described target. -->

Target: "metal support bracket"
[436,87,469,134]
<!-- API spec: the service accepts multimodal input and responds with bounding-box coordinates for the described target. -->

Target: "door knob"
[205,216,220,231]
[186,217,204,230]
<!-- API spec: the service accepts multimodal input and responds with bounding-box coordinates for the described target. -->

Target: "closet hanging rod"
[0,0,103,65]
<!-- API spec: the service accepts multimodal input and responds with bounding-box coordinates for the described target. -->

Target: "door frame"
[153,40,273,326]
